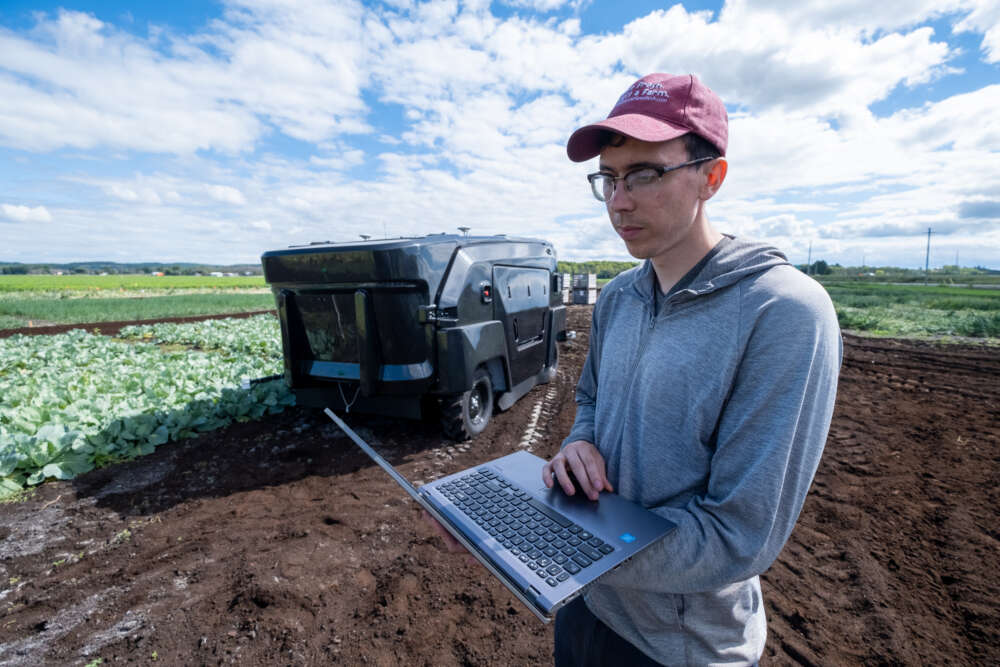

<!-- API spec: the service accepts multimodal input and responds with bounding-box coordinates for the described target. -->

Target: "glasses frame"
[587,157,715,202]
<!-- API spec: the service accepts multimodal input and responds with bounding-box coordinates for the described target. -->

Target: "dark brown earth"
[0,310,274,339]
[1,306,998,666]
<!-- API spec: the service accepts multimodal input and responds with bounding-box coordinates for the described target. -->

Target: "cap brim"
[566,114,691,162]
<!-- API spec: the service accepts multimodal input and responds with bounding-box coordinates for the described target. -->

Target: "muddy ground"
[1,306,998,666]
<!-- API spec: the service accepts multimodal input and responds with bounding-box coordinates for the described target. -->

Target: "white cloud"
[0,3,368,154]
[2,1,999,269]
[0,17,261,153]
[500,0,581,12]
[106,183,163,205]
[954,0,1000,63]
[725,0,968,34]
[309,148,365,169]
[615,5,959,118]
[1,203,53,223]
[206,184,247,205]
[878,84,1000,151]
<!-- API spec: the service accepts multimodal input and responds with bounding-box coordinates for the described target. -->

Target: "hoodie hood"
[622,235,791,303]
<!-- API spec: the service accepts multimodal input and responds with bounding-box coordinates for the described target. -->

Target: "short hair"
[597,131,722,166]
[682,133,722,165]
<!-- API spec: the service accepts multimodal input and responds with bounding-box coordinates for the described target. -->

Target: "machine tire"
[441,367,494,441]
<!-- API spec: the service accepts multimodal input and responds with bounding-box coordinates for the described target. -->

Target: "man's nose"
[608,181,635,211]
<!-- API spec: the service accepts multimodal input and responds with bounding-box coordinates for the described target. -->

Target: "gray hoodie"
[563,236,842,665]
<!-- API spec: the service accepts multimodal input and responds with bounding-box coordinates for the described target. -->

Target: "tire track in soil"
[762,333,1000,666]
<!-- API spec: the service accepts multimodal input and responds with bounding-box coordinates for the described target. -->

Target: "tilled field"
[1,306,998,665]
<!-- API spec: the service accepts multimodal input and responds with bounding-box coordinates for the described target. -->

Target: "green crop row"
[0,317,293,499]
[0,274,266,292]
[118,313,282,357]
[835,306,1000,338]
[823,282,1000,339]
[823,282,1000,309]
[0,292,274,330]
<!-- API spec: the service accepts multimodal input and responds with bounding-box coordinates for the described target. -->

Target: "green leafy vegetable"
[0,315,293,497]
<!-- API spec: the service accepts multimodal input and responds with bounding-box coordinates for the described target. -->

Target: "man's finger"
[550,456,578,496]
[569,456,600,500]
[542,459,555,488]
[563,450,600,500]
[581,457,612,499]
[556,459,576,496]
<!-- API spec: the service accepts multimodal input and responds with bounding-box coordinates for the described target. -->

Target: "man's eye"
[628,169,659,186]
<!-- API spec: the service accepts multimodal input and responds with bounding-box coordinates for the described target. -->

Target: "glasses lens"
[589,174,612,201]
[625,168,660,191]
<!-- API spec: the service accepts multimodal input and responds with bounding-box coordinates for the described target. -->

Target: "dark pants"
[554,596,759,667]
[554,596,663,666]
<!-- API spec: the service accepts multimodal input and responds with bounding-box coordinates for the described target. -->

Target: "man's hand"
[542,440,613,501]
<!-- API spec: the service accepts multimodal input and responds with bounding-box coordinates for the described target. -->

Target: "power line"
[924,227,932,284]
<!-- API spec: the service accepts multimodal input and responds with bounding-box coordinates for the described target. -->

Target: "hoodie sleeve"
[598,275,842,594]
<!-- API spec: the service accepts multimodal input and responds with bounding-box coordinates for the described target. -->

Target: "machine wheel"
[441,367,494,441]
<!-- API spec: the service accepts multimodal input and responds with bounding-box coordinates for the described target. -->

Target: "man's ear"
[701,158,728,199]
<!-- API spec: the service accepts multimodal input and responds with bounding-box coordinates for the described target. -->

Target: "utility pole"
[806,241,812,275]
[924,227,932,285]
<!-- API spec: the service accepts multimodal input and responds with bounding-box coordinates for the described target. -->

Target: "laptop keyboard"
[437,468,616,588]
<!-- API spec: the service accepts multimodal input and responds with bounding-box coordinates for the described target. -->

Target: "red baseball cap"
[566,73,728,162]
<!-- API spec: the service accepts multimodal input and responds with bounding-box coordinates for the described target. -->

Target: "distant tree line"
[799,260,832,275]
[553,258,997,284]
[557,260,639,279]
[3,258,994,281]
[796,262,999,283]
[0,262,263,276]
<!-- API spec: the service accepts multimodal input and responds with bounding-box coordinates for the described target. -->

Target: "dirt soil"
[0,310,275,339]
[1,306,998,666]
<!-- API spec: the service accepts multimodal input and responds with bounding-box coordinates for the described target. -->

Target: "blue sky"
[1,0,998,269]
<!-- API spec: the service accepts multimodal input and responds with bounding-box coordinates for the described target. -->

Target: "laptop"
[324,408,676,623]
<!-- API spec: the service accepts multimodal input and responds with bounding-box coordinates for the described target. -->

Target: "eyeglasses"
[586,157,714,202]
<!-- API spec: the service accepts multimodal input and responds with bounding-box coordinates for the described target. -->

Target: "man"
[542,73,842,665]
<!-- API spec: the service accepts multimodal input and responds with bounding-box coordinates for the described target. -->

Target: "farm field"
[3,273,1000,341]
[0,292,275,330]
[1,306,998,665]
[823,281,1000,339]
[0,274,273,330]
[0,275,266,292]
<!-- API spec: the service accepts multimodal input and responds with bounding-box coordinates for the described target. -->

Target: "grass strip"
[0,293,275,328]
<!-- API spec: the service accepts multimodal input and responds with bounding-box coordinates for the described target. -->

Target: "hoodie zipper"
[624,297,657,409]
[605,297,656,469]
[607,286,697,466]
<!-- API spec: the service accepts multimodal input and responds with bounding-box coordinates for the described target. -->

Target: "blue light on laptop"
[619,532,636,543]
